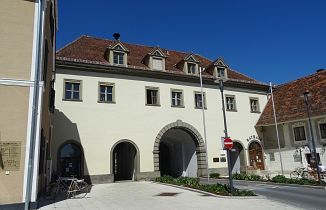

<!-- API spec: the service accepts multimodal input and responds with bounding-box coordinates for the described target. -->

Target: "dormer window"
[152,57,163,70]
[113,52,124,65]
[217,67,225,78]
[106,41,129,66]
[188,63,196,74]
[207,58,228,79]
[176,54,199,75]
[142,47,167,71]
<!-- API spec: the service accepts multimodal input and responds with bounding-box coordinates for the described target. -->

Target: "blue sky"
[56,0,326,84]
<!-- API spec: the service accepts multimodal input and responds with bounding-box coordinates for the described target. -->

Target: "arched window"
[58,143,82,177]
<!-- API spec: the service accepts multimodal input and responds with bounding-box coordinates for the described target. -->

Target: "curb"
[152,181,265,199]
[201,178,326,190]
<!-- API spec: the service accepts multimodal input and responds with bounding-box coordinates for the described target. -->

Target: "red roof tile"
[57,35,259,83]
[256,70,326,126]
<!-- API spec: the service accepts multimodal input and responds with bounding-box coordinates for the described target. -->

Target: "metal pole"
[25,1,44,209]
[219,79,233,191]
[199,67,210,182]
[269,82,284,175]
[303,92,321,183]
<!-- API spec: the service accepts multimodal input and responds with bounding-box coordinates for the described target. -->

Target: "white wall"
[53,69,268,176]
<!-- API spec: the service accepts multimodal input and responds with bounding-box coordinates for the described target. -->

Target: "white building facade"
[53,35,269,183]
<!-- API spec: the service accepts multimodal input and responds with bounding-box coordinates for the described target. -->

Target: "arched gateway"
[153,120,207,177]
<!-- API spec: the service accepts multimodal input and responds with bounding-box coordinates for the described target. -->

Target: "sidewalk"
[38,181,303,210]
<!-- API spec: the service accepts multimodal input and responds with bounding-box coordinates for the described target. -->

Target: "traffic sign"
[224,137,233,150]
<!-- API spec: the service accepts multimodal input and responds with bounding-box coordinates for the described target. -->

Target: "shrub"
[176,177,199,187]
[210,173,220,179]
[155,175,174,183]
[271,175,287,183]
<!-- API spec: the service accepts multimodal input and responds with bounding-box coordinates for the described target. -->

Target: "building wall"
[261,115,326,173]
[0,0,36,205]
[0,0,35,80]
[0,86,30,204]
[53,68,268,180]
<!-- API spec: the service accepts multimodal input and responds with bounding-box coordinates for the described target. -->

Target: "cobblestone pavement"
[38,181,304,210]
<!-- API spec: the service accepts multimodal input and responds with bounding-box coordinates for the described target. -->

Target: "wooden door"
[249,142,264,170]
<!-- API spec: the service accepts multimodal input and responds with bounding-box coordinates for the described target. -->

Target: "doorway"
[248,141,265,170]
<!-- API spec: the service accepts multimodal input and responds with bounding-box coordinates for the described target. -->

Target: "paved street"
[38,181,304,210]
[200,178,326,210]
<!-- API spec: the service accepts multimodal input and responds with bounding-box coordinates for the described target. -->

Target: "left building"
[0,0,57,209]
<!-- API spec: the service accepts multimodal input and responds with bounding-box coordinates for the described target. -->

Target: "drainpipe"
[25,0,44,209]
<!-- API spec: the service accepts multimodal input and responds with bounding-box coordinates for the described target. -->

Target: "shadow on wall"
[52,109,91,183]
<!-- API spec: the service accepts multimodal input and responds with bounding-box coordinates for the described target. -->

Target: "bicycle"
[290,167,309,179]
[66,178,91,198]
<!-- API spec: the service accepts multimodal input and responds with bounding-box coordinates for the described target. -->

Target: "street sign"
[224,137,233,150]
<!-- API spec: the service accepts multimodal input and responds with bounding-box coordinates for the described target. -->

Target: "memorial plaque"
[0,141,21,171]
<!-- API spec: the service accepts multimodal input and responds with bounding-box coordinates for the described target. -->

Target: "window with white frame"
[250,98,260,113]
[171,89,183,107]
[293,126,306,141]
[64,80,81,101]
[152,57,163,70]
[113,52,124,65]
[99,83,114,103]
[194,92,206,108]
[226,95,236,111]
[217,67,225,78]
[146,87,159,105]
[320,123,326,139]
[187,63,196,74]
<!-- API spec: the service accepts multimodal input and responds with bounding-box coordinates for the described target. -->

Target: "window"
[320,123,326,139]
[187,63,196,74]
[250,98,260,113]
[171,90,183,107]
[64,80,81,101]
[226,95,236,111]
[293,126,306,141]
[99,83,114,103]
[194,92,206,108]
[269,153,275,161]
[113,52,124,65]
[146,87,159,105]
[217,67,225,78]
[153,58,163,70]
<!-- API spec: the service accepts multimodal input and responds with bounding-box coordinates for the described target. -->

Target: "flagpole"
[270,81,284,175]
[199,67,210,182]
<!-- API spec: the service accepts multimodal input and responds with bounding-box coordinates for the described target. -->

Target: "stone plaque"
[0,141,21,171]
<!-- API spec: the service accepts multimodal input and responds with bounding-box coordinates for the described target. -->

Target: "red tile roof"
[57,35,260,83]
[256,70,326,126]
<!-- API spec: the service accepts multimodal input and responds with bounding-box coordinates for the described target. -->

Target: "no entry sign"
[224,137,233,150]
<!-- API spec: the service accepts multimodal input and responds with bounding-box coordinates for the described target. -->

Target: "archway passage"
[113,142,137,181]
[58,142,83,177]
[230,142,246,174]
[159,128,198,178]
[248,141,265,170]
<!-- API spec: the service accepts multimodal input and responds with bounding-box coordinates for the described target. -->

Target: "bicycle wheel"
[301,171,309,179]
[290,171,299,179]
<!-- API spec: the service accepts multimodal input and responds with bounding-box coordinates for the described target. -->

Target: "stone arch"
[247,140,265,170]
[153,120,207,177]
[110,139,140,181]
[57,140,84,177]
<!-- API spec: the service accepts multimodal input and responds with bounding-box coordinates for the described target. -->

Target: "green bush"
[176,177,199,187]
[155,175,174,183]
[210,173,220,179]
[271,175,287,183]
[155,176,256,196]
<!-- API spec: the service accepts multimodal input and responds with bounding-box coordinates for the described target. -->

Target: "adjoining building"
[53,35,269,184]
[256,69,326,174]
[0,0,57,208]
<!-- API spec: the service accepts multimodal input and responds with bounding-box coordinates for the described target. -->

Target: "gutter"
[24,0,44,209]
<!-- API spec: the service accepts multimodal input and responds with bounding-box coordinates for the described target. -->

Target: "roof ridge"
[80,35,200,58]
[57,35,88,53]
[276,70,324,88]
